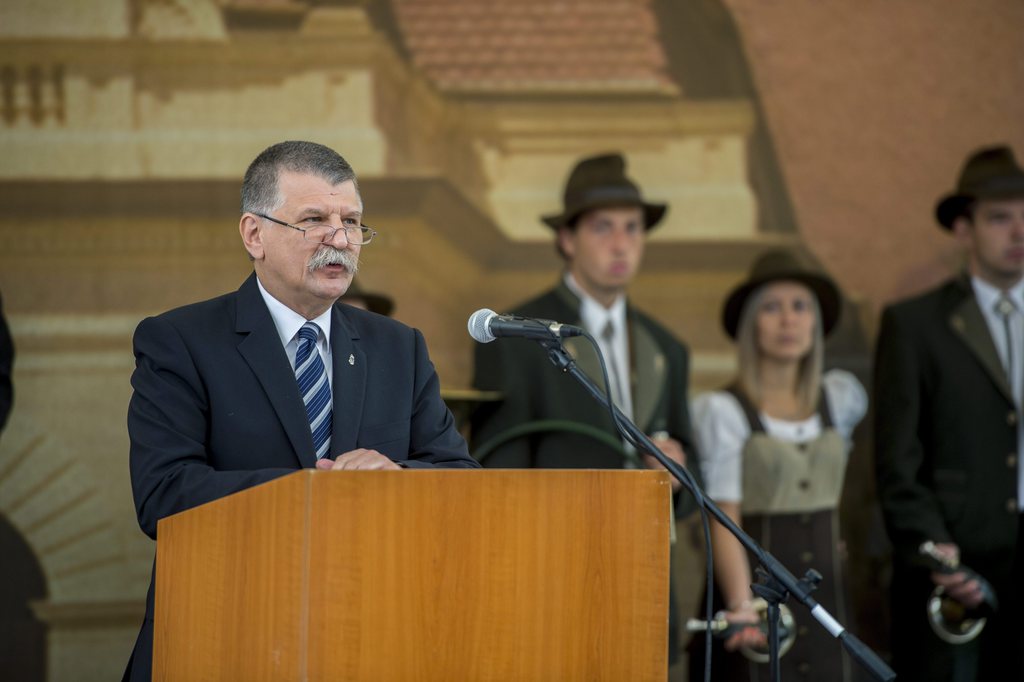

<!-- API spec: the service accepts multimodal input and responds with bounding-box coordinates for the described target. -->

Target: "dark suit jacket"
[125,273,476,681]
[874,275,1020,678]
[470,280,702,514]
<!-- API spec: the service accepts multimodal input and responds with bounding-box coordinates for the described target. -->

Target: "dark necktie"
[602,320,627,411]
[295,322,332,459]
[996,296,1018,390]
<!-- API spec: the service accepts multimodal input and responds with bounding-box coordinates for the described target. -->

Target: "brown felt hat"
[722,250,840,339]
[936,145,1024,229]
[541,152,667,231]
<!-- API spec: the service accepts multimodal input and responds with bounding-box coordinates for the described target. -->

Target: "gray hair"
[734,284,824,415]
[240,141,358,215]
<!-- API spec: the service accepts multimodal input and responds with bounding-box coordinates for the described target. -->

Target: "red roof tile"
[392,0,676,94]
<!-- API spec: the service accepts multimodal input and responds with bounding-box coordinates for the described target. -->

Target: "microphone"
[467,308,584,344]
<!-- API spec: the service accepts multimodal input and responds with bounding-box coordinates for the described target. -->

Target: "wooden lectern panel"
[155,469,671,681]
[154,473,311,680]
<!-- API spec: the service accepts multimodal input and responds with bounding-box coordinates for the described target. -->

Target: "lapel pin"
[348,354,355,366]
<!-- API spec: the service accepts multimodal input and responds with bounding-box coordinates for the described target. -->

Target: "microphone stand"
[534,337,895,682]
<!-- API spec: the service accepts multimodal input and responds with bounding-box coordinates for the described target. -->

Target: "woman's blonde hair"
[734,282,824,415]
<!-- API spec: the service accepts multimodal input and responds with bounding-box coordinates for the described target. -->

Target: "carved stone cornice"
[0,175,790,273]
[461,98,755,149]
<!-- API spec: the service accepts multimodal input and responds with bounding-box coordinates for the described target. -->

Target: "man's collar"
[563,272,626,311]
[256,275,333,346]
[970,274,1024,312]
[564,272,627,334]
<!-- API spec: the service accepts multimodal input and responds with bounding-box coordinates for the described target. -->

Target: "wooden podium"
[153,469,672,681]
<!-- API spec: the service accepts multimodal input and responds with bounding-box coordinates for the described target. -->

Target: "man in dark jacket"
[471,152,702,664]
[875,145,1024,681]
[124,141,477,681]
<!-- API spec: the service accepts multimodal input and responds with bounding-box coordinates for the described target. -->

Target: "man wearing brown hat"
[470,152,702,666]
[874,144,1024,680]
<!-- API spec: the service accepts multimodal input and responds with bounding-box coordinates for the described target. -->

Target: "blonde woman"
[688,250,867,681]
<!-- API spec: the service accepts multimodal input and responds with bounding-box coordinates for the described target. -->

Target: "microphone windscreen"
[467,308,497,343]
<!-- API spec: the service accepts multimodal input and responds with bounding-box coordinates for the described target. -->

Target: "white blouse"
[692,369,868,503]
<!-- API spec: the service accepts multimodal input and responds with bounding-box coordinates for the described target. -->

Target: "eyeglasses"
[257,213,377,245]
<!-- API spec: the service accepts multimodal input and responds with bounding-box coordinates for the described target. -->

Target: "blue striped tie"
[295,322,332,459]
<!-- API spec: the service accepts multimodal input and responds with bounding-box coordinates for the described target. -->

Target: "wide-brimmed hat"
[722,250,840,339]
[343,281,394,317]
[541,152,667,231]
[936,145,1024,229]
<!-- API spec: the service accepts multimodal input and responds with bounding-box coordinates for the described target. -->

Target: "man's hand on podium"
[315,448,402,471]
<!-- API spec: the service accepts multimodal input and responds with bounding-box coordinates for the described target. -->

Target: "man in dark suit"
[470,152,701,664]
[874,145,1024,681]
[125,141,478,681]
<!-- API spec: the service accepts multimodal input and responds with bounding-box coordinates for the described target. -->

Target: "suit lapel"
[630,314,666,432]
[234,274,317,468]
[563,336,606,393]
[554,281,665,431]
[329,304,366,456]
[553,281,610,397]
[948,279,1015,404]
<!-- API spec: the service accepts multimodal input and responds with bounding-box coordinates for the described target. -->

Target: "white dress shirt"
[256,276,334,385]
[692,370,868,503]
[971,275,1024,507]
[564,272,634,420]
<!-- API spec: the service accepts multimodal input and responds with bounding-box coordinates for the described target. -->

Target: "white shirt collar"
[563,272,634,423]
[563,272,628,336]
[255,276,333,347]
[971,275,1024,315]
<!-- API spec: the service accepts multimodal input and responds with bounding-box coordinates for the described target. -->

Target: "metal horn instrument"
[685,597,797,663]
[919,540,998,645]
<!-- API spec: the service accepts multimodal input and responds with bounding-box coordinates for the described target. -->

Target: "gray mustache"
[308,246,359,273]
